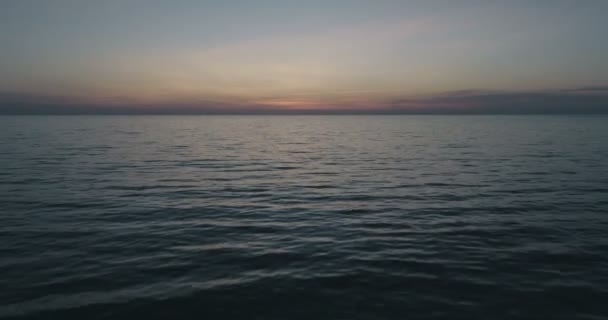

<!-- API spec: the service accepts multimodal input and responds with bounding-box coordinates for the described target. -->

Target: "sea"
[1,115,607,319]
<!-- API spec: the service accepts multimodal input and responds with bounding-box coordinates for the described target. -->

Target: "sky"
[1,0,607,114]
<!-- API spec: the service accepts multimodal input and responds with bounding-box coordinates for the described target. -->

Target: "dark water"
[1,115,608,319]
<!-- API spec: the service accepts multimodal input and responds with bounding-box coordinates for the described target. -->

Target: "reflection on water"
[1,115,608,319]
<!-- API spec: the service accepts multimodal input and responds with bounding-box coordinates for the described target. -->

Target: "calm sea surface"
[1,115,607,319]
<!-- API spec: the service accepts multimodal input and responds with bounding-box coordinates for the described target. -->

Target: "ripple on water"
[1,115,608,319]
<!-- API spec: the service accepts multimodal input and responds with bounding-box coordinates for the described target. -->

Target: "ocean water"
[1,115,608,320]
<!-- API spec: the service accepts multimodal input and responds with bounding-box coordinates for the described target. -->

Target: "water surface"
[1,115,607,319]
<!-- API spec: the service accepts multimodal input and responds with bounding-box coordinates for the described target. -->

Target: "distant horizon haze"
[1,87,608,114]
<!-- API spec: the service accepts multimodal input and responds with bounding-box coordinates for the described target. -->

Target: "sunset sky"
[1,0,607,114]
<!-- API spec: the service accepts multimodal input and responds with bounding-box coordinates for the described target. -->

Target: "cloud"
[0,92,277,115]
[389,88,608,114]
[559,86,608,93]
[1,86,607,114]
